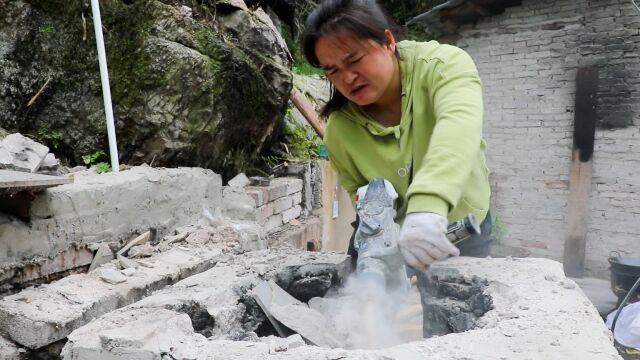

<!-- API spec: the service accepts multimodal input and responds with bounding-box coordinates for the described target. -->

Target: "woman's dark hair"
[302,0,402,117]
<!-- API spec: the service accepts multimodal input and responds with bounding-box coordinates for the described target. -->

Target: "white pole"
[90,0,120,172]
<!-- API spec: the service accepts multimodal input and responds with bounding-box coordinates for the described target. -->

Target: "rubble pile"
[0,133,62,175]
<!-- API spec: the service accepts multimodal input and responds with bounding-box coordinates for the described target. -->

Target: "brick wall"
[222,177,303,232]
[455,0,640,277]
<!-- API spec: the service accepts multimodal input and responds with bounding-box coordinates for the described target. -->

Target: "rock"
[117,254,139,269]
[128,243,155,258]
[121,268,137,277]
[39,153,59,170]
[88,243,114,272]
[0,133,49,173]
[99,268,127,284]
[228,173,250,188]
[118,231,152,256]
[0,1,292,179]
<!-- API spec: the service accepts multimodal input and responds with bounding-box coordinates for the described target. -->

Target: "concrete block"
[282,205,301,223]
[0,133,49,173]
[271,195,294,214]
[227,172,250,188]
[229,221,267,251]
[0,166,223,289]
[0,247,223,349]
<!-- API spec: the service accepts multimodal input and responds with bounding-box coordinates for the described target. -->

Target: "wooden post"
[563,67,598,278]
[289,87,325,138]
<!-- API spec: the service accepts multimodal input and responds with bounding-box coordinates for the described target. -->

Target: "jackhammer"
[353,177,481,292]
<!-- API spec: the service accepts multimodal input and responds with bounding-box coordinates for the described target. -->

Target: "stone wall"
[456,0,640,277]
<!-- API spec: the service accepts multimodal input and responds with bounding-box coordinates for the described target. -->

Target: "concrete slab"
[0,246,224,349]
[62,257,621,359]
[0,169,72,195]
[0,166,222,289]
[574,276,619,317]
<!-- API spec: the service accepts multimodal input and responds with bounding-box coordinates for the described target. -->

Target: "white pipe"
[90,0,119,172]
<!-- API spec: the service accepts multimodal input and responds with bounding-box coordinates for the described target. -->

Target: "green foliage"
[283,109,321,160]
[491,213,508,242]
[292,60,323,76]
[82,150,111,173]
[82,150,106,165]
[39,24,54,34]
[95,162,112,174]
[37,129,63,149]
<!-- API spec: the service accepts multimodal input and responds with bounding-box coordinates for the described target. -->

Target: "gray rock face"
[0,0,292,179]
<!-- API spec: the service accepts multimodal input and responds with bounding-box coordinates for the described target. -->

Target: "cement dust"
[309,273,421,350]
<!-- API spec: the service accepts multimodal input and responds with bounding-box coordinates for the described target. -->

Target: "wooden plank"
[0,170,73,190]
[289,87,325,138]
[563,67,598,278]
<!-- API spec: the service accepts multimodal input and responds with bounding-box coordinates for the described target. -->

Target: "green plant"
[37,129,63,149]
[94,162,112,174]
[292,60,324,76]
[283,109,321,160]
[491,213,508,242]
[82,150,111,173]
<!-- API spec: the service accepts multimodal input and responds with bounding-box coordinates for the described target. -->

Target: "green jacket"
[324,40,491,223]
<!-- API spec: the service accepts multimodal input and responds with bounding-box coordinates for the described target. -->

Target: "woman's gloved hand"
[398,212,460,271]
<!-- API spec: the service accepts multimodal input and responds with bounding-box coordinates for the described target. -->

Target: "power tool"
[353,177,481,291]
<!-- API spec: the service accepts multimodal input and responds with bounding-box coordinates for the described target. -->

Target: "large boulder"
[0,0,292,179]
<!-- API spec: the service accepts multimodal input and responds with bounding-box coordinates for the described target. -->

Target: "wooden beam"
[0,170,73,194]
[289,87,325,139]
[563,67,598,278]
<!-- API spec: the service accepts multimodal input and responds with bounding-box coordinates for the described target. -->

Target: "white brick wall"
[456,0,640,278]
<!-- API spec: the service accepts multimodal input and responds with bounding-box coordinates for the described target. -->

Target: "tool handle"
[446,214,481,244]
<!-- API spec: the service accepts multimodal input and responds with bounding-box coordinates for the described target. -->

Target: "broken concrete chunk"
[128,243,155,258]
[39,153,59,170]
[88,243,114,272]
[228,172,250,188]
[0,133,49,173]
[0,148,13,166]
[121,268,137,277]
[117,231,151,256]
[99,268,127,284]
[117,254,139,269]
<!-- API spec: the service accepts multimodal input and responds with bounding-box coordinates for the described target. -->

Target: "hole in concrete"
[172,301,216,338]
[273,264,342,303]
[417,268,493,337]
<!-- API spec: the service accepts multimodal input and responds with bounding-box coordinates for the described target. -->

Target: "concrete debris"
[127,243,155,258]
[0,335,24,359]
[228,172,251,188]
[88,243,114,272]
[121,268,137,277]
[263,334,306,353]
[62,249,351,358]
[2,166,223,291]
[0,133,49,173]
[99,268,127,284]
[0,246,224,349]
[117,254,139,269]
[117,230,152,256]
[62,308,209,360]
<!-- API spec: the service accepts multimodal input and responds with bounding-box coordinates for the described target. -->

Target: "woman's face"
[314,31,398,107]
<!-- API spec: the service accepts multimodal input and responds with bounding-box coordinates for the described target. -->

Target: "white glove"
[398,212,460,271]
[356,179,398,202]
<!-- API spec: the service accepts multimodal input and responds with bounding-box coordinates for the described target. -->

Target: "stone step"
[0,246,224,349]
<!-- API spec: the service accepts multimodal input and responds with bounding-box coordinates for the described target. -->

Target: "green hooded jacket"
[324,40,491,223]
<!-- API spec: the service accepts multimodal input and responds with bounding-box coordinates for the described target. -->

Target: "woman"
[302,0,493,271]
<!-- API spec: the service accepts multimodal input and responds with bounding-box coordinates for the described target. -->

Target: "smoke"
[308,273,419,349]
